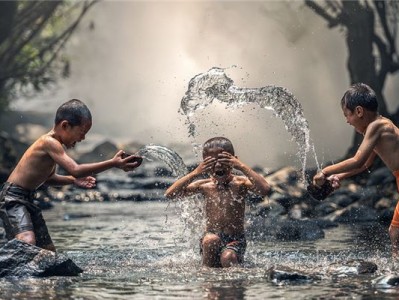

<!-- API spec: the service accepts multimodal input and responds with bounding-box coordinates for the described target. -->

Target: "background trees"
[305,0,399,156]
[0,0,96,114]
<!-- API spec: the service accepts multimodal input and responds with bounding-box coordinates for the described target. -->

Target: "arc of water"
[179,67,319,180]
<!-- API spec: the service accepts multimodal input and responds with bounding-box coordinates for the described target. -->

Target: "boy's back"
[367,116,399,171]
[8,134,59,190]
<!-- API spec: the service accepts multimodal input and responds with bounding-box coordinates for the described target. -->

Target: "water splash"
[137,145,188,177]
[180,67,320,179]
[137,144,205,245]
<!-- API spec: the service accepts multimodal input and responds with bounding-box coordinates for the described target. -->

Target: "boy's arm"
[164,156,215,199]
[45,136,140,178]
[219,152,271,196]
[45,172,96,188]
[334,151,376,181]
[314,120,382,186]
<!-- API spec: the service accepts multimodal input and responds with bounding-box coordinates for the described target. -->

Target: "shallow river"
[1,201,399,299]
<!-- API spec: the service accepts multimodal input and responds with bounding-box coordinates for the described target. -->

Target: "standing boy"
[165,137,270,267]
[0,99,141,252]
[313,83,399,257]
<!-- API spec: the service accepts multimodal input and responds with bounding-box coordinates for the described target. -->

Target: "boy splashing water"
[165,137,270,267]
[0,99,141,252]
[313,83,399,257]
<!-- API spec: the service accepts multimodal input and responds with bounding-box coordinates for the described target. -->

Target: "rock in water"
[307,180,334,201]
[0,239,83,277]
[267,266,318,283]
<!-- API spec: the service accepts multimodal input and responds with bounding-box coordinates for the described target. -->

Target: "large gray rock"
[0,239,83,277]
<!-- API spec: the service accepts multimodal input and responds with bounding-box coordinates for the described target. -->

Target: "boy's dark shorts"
[200,232,247,264]
[0,182,53,248]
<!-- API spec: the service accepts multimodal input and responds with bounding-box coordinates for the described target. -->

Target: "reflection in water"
[203,280,246,300]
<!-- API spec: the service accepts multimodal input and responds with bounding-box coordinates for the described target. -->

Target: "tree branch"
[304,0,342,28]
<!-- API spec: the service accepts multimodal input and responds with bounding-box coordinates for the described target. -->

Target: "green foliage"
[0,0,96,115]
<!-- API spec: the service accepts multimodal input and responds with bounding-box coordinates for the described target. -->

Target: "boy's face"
[342,105,364,134]
[62,119,92,149]
[203,147,233,181]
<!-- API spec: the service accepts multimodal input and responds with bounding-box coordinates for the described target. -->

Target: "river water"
[1,200,399,299]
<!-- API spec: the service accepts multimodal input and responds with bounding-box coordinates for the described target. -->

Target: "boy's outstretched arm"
[164,156,215,199]
[218,152,271,196]
[314,121,382,186]
[46,136,140,177]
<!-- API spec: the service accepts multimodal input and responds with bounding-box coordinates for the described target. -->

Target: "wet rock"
[77,141,118,163]
[0,219,4,239]
[314,201,340,217]
[0,239,83,277]
[267,266,317,283]
[324,203,378,223]
[327,260,377,276]
[247,217,325,241]
[254,199,286,218]
[330,194,358,208]
[266,167,306,198]
[367,167,395,186]
[274,219,325,241]
[374,275,399,287]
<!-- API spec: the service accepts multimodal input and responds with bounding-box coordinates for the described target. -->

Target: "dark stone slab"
[0,239,83,277]
[267,266,318,283]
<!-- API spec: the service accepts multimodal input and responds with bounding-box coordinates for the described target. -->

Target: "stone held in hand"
[307,180,334,201]
[0,239,83,277]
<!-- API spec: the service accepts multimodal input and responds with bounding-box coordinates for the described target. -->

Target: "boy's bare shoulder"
[27,133,63,156]
[368,116,396,134]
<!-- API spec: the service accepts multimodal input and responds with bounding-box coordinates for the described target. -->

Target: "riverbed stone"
[0,239,83,277]
[327,260,377,276]
[324,203,378,223]
[267,266,318,283]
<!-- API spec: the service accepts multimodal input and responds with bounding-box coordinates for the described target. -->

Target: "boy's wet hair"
[55,99,92,126]
[203,137,235,157]
[341,83,378,112]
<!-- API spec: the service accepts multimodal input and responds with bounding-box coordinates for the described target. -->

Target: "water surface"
[1,201,399,299]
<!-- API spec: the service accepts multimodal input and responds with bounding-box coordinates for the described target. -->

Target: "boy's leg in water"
[389,225,399,258]
[201,233,222,267]
[15,230,36,245]
[220,249,239,267]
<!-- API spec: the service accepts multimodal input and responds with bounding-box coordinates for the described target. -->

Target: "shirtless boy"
[0,99,141,252]
[165,137,270,267]
[313,83,399,257]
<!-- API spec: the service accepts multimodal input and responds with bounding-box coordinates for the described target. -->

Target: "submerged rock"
[0,239,83,277]
[326,260,378,276]
[374,275,399,287]
[267,266,318,283]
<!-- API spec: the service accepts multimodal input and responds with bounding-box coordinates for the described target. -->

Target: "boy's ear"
[355,106,364,117]
[60,120,70,129]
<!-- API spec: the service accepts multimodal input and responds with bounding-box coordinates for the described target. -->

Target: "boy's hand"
[114,150,143,171]
[313,171,340,189]
[75,176,96,188]
[217,151,241,169]
[196,156,216,175]
[328,175,340,189]
[313,172,326,187]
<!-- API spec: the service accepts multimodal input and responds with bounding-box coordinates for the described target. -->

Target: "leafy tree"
[305,0,399,157]
[0,0,96,114]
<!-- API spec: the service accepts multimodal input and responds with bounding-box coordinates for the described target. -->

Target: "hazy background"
[11,1,399,169]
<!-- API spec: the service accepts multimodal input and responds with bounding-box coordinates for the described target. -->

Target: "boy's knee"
[202,234,221,249]
[15,231,36,245]
[220,249,238,267]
